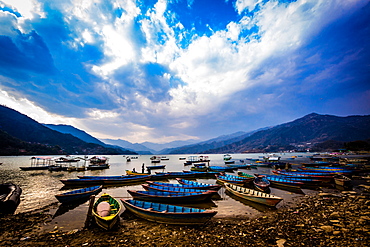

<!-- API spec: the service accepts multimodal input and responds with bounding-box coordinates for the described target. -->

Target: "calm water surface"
[0,153,315,231]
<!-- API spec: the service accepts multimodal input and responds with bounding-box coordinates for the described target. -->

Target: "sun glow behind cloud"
[0,0,369,143]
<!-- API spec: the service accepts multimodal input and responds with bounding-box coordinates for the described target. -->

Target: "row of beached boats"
[54,172,289,230]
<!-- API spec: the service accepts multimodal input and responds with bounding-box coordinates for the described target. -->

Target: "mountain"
[204,113,370,153]
[102,139,155,154]
[102,139,199,154]
[142,140,198,152]
[166,129,268,154]
[0,105,136,155]
[0,129,63,155]
[44,124,106,146]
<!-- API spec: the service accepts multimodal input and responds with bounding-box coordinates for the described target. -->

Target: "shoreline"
[1,187,369,246]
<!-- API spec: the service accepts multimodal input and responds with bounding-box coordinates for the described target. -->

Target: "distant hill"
[44,124,136,154]
[0,129,62,155]
[102,139,199,154]
[205,113,370,153]
[44,124,106,146]
[0,105,136,155]
[166,129,268,154]
[102,139,154,154]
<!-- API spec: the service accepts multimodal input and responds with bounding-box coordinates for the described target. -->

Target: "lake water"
[0,153,316,231]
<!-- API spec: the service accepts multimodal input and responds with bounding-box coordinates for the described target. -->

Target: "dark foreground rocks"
[0,190,369,246]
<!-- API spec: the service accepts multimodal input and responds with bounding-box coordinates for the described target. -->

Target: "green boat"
[92,194,121,230]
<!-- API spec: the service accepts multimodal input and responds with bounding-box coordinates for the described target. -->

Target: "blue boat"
[254,174,304,188]
[175,178,222,191]
[55,185,102,203]
[127,190,214,203]
[215,175,247,186]
[145,181,220,191]
[60,175,152,186]
[120,199,217,225]
[142,184,218,195]
[209,166,235,172]
[155,171,201,178]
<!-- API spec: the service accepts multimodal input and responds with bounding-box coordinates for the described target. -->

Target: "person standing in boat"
[142,163,145,173]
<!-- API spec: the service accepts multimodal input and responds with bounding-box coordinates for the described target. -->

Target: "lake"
[0,153,315,231]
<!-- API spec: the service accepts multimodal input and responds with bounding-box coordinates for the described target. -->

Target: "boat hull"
[92,194,121,230]
[121,199,217,225]
[127,190,213,203]
[0,183,22,214]
[55,185,102,204]
[224,183,282,207]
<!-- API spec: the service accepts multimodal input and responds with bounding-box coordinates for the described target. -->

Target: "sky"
[0,0,369,144]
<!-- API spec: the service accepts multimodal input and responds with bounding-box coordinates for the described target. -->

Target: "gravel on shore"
[0,187,369,247]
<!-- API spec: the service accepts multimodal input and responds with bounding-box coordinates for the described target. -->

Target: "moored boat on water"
[145,181,220,191]
[55,185,103,203]
[215,175,248,186]
[127,190,214,203]
[142,184,218,195]
[120,199,217,225]
[61,175,152,186]
[224,183,283,207]
[175,178,222,191]
[20,156,54,171]
[255,174,304,189]
[92,194,121,230]
[209,166,235,172]
[0,183,22,214]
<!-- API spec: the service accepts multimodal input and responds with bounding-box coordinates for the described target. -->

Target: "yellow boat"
[125,170,150,175]
[92,194,121,230]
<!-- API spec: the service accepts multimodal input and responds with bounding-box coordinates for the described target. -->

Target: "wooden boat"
[145,181,220,191]
[127,190,214,203]
[150,156,161,163]
[224,183,283,207]
[55,185,102,203]
[120,199,217,225]
[89,156,109,164]
[20,156,53,171]
[190,166,208,172]
[146,165,166,170]
[155,171,200,179]
[92,194,121,230]
[87,163,110,170]
[334,175,352,187]
[253,175,270,192]
[142,184,218,195]
[223,154,232,161]
[0,183,22,214]
[272,170,335,178]
[61,175,152,186]
[175,178,222,191]
[126,170,151,176]
[224,160,235,164]
[226,164,254,169]
[220,174,254,183]
[209,166,235,172]
[184,156,210,165]
[263,174,323,184]
[255,174,304,188]
[237,172,256,179]
[215,175,247,186]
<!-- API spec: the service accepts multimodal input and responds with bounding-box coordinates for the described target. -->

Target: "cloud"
[0,0,369,143]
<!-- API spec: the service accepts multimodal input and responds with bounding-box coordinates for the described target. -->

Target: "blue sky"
[0,0,369,144]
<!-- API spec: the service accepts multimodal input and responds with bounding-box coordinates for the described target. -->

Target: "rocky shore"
[0,187,369,247]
